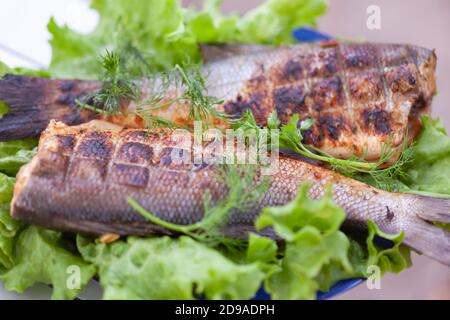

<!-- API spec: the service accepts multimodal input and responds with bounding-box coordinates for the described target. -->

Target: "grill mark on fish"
[111,163,150,188]
[361,108,393,135]
[273,85,307,123]
[282,59,303,81]
[11,121,450,266]
[116,142,153,164]
[376,47,393,112]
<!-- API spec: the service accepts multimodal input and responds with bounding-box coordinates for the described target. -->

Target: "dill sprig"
[77,47,228,129]
[173,63,227,126]
[83,50,141,113]
[128,164,269,247]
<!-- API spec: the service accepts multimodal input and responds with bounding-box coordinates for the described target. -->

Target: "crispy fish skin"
[0,42,437,161]
[12,121,450,265]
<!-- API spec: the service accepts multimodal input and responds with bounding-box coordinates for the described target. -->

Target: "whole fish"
[12,121,450,266]
[0,42,436,161]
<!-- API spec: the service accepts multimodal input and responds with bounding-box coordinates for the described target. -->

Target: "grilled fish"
[12,121,450,266]
[0,42,436,161]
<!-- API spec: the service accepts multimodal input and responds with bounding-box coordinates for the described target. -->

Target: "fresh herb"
[234,110,414,191]
[353,137,414,191]
[173,63,227,126]
[78,52,228,129]
[128,164,269,247]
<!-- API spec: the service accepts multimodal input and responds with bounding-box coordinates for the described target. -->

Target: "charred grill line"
[407,44,420,82]
[105,131,122,186]
[335,43,354,118]
[376,46,393,112]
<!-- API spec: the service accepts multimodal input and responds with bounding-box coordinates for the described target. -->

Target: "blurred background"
[0,0,449,299]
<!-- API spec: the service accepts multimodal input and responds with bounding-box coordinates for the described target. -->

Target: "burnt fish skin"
[12,121,450,266]
[0,42,436,161]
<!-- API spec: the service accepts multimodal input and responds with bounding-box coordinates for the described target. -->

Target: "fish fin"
[200,43,273,63]
[416,195,450,223]
[404,218,450,266]
[404,195,450,266]
[0,74,99,141]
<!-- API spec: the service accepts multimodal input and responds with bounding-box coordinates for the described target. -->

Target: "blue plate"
[252,28,363,300]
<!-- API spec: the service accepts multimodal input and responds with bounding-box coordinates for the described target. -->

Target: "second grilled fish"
[11,121,450,266]
[0,42,436,161]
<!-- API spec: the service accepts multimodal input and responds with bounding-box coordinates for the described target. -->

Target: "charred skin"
[0,43,436,162]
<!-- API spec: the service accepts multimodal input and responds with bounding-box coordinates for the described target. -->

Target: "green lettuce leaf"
[255,183,410,299]
[316,221,411,292]
[0,173,18,269]
[256,184,352,299]
[77,235,264,300]
[0,139,37,176]
[246,233,278,264]
[256,184,346,241]
[47,0,328,79]
[0,173,21,239]
[404,116,450,194]
[0,61,10,77]
[0,233,13,269]
[238,0,328,44]
[0,226,96,300]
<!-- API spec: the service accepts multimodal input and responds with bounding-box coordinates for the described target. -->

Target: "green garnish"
[173,63,227,126]
[233,110,414,191]
[78,51,227,129]
[82,50,140,113]
[0,101,9,119]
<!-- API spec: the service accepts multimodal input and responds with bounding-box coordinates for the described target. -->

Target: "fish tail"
[404,195,450,266]
[0,74,99,141]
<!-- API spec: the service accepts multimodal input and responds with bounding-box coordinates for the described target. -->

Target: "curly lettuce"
[404,116,450,194]
[47,0,328,79]
[77,235,264,300]
[0,226,96,300]
[0,140,97,300]
[254,184,410,299]
[67,183,410,300]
